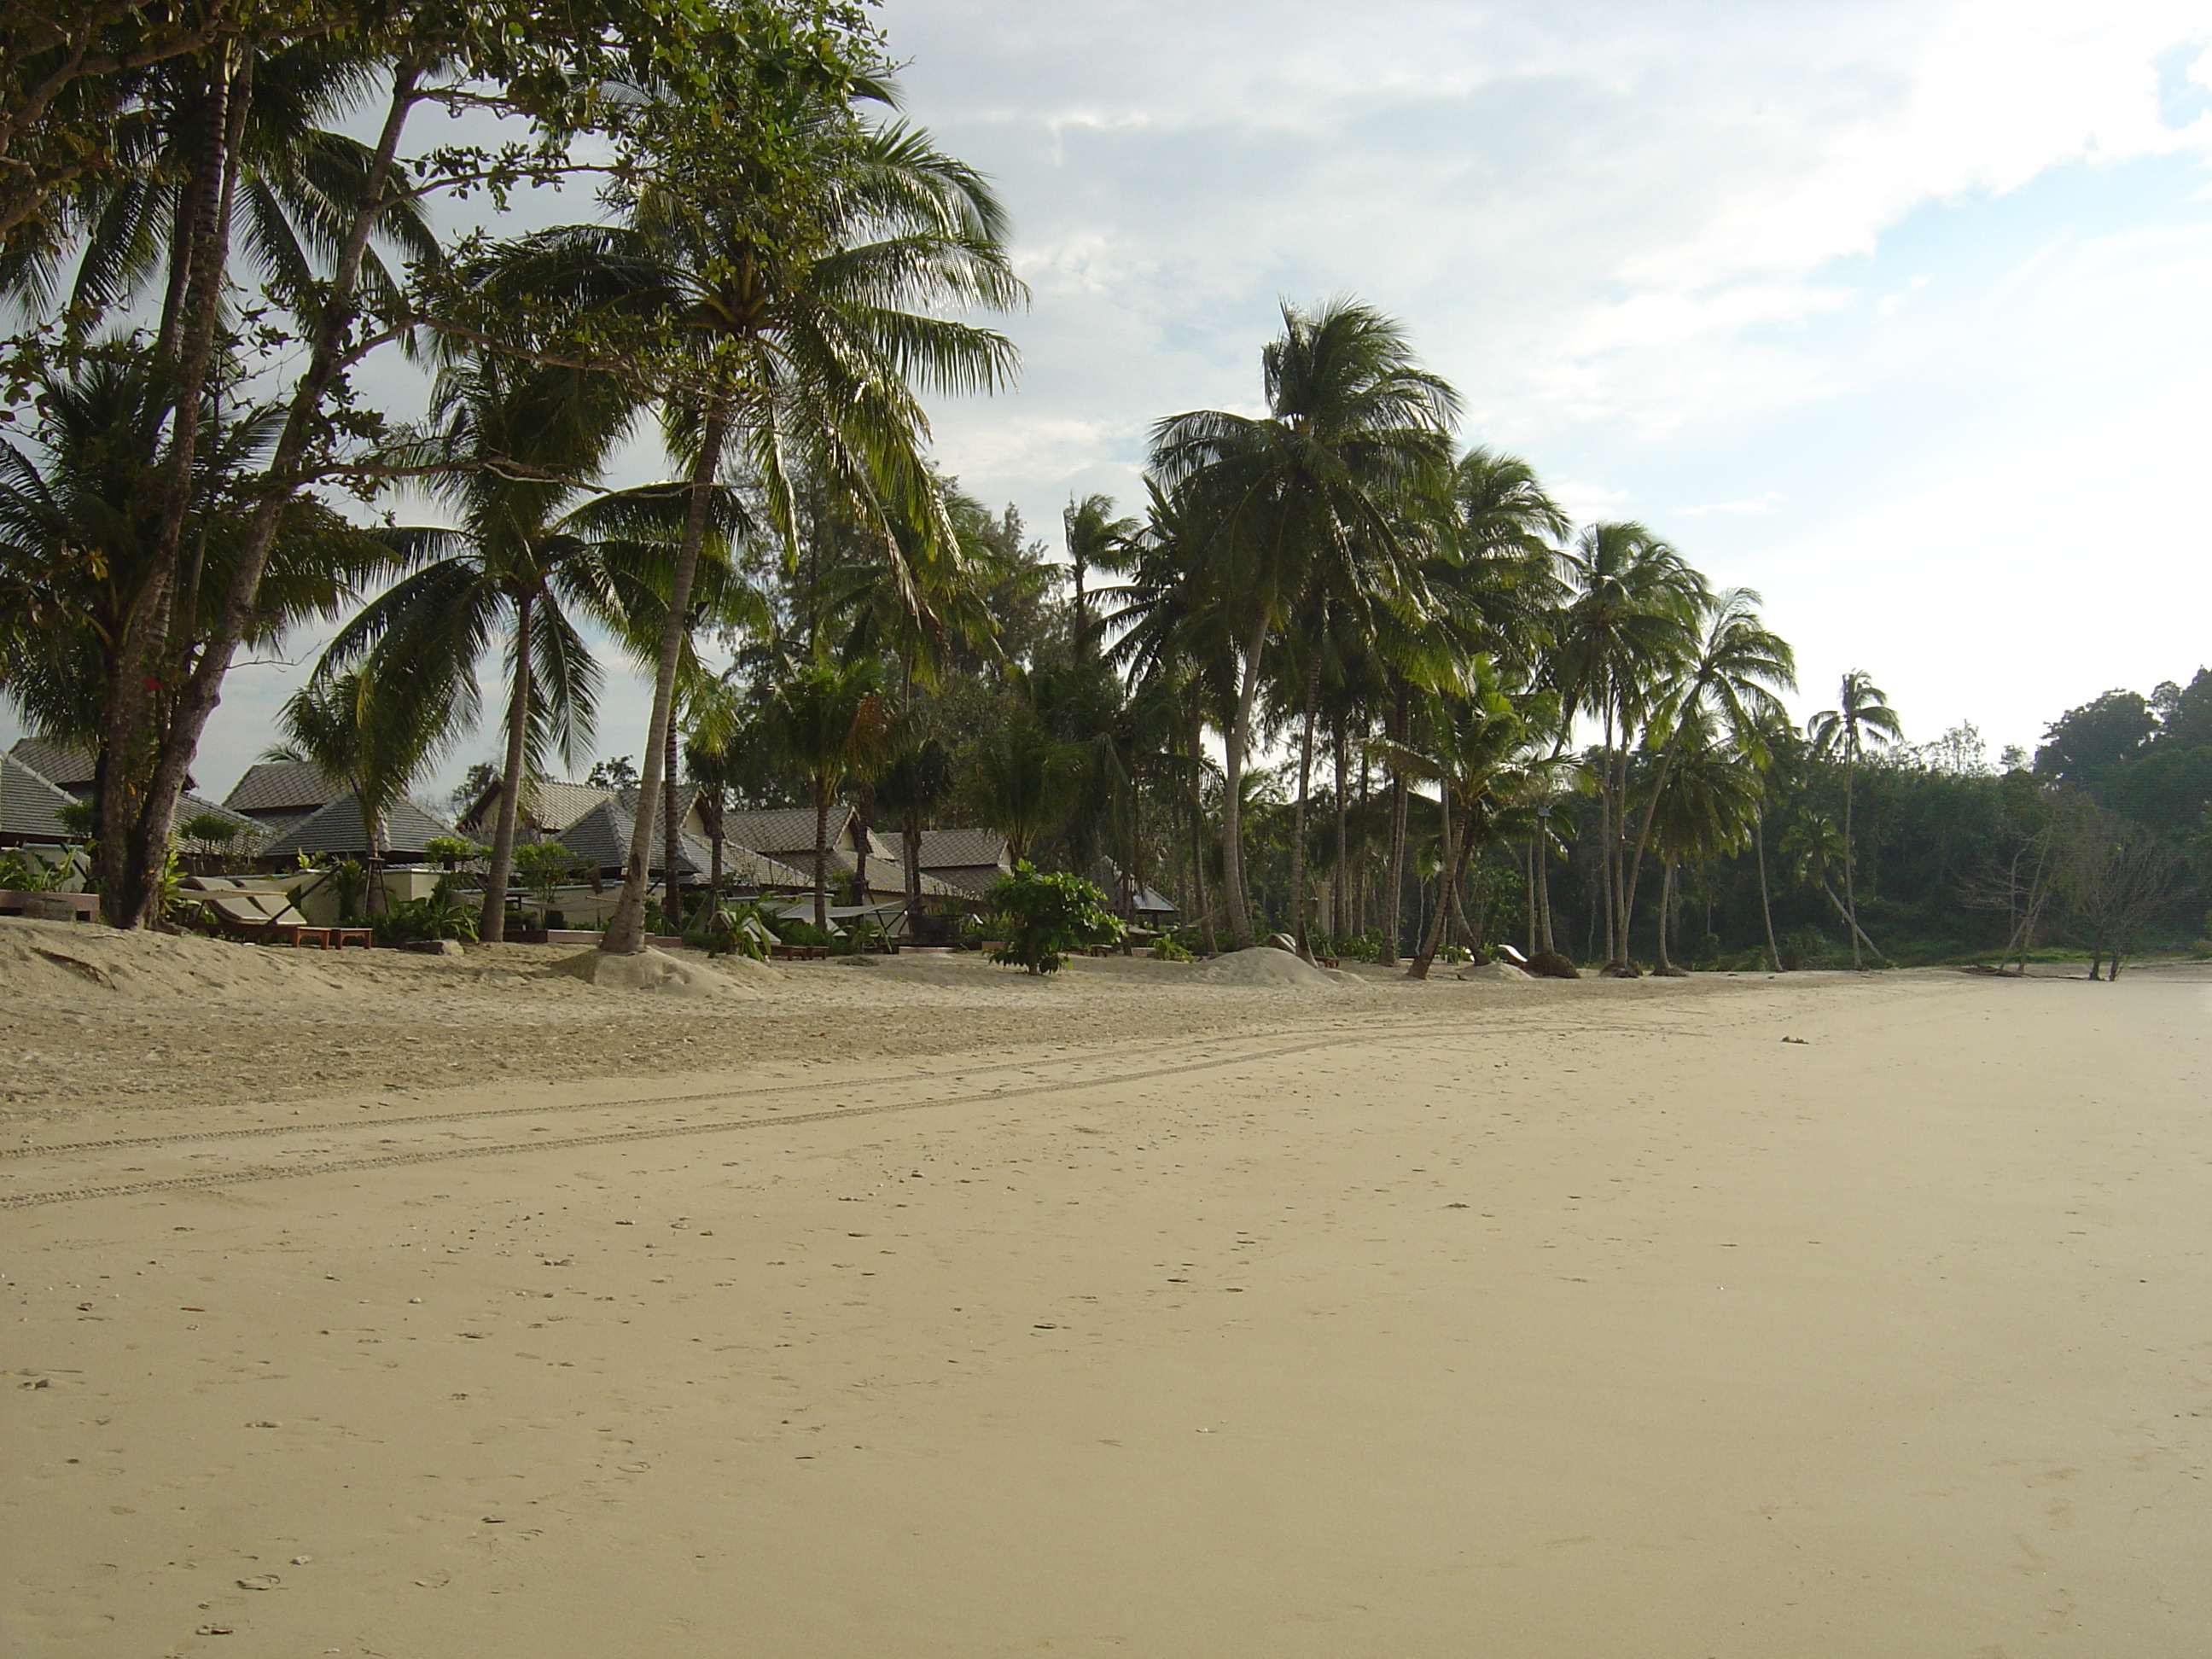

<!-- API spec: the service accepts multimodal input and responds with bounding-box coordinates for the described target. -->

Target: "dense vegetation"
[2,4,2199,974]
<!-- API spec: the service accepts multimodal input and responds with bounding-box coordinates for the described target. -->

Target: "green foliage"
[0,847,62,891]
[512,841,583,909]
[423,835,487,865]
[987,862,1123,975]
[372,896,482,946]
[1149,931,1193,963]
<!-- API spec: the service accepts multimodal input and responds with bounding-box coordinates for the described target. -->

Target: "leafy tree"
[2035,689,2155,789]
[986,862,1122,975]
[759,654,894,929]
[586,755,638,790]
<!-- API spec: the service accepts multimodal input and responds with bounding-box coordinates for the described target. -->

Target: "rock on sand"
[1458,960,1533,982]
[551,946,762,998]
[1194,946,1347,990]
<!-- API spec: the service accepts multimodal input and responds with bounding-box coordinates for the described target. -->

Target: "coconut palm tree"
[316,356,705,941]
[1642,716,1763,972]
[265,664,448,914]
[471,102,1023,955]
[1062,492,1140,656]
[1150,297,1458,952]
[1548,521,1705,968]
[1807,669,1904,969]
[1619,586,1794,939]
[760,654,896,931]
[1371,663,1566,980]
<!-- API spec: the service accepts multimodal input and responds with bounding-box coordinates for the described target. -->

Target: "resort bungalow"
[719,805,971,908]
[6,736,250,847]
[454,775,622,844]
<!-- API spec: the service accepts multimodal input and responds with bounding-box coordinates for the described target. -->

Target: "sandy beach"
[3,918,2207,1656]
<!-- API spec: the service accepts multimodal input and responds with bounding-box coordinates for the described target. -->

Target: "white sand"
[3,917,2208,1656]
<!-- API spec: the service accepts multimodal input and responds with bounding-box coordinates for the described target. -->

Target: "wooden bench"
[1316,955,1340,969]
[0,889,99,922]
[770,942,830,960]
[331,927,374,949]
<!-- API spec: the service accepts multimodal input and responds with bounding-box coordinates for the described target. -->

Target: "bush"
[1150,931,1193,963]
[986,863,1123,975]
[372,895,481,946]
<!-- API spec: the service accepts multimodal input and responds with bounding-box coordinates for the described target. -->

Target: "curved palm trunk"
[663,714,683,934]
[1619,736,1685,959]
[1187,715,1214,954]
[1655,857,1678,973]
[1289,643,1322,957]
[1407,789,1468,980]
[602,400,730,954]
[903,815,923,945]
[1219,618,1268,951]
[480,593,534,943]
[1755,812,1782,972]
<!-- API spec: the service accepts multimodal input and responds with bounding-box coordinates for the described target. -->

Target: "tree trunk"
[479,591,534,943]
[662,712,682,933]
[602,398,731,953]
[94,45,247,924]
[1188,714,1214,955]
[903,813,923,945]
[1289,643,1321,958]
[1381,681,1409,966]
[707,782,725,905]
[1755,812,1782,972]
[1655,857,1678,973]
[108,60,420,932]
[812,780,832,933]
[1842,755,1861,970]
[1408,789,1471,980]
[1219,617,1268,951]
[1330,718,1348,947]
[1819,879,1886,963]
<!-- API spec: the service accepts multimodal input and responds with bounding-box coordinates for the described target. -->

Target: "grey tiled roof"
[0,751,79,843]
[917,828,1010,872]
[457,776,613,837]
[555,797,812,888]
[7,736,96,793]
[224,760,340,816]
[255,792,453,860]
[1092,859,1179,916]
[719,805,850,860]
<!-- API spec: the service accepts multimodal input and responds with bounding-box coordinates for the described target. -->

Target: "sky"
[10,0,2210,801]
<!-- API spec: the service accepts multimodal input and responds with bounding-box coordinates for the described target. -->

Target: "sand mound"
[0,916,350,1002]
[1458,960,1533,981]
[1194,946,1344,990]
[550,946,760,998]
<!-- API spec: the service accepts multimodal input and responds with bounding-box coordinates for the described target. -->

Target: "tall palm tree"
[317,357,696,941]
[1807,669,1903,969]
[1548,521,1705,968]
[760,654,895,931]
[474,102,1024,955]
[1619,586,1794,938]
[266,664,447,914]
[1372,664,1565,980]
[1642,715,1762,973]
[1150,297,1458,951]
[1062,492,1139,656]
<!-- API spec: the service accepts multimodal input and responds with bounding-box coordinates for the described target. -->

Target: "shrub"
[986,863,1123,975]
[372,895,482,946]
[1150,931,1193,963]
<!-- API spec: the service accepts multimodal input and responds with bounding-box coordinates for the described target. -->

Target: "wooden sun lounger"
[202,893,335,948]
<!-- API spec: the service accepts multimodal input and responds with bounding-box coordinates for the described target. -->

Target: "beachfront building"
[4,736,249,850]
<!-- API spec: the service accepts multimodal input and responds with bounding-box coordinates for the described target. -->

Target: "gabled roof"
[0,750,79,843]
[7,736,96,794]
[917,828,1010,872]
[554,796,813,888]
[1092,859,1180,916]
[458,775,614,837]
[224,759,340,816]
[255,792,453,860]
[719,804,857,860]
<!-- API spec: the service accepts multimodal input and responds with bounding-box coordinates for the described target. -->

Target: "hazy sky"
[14,0,2209,799]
